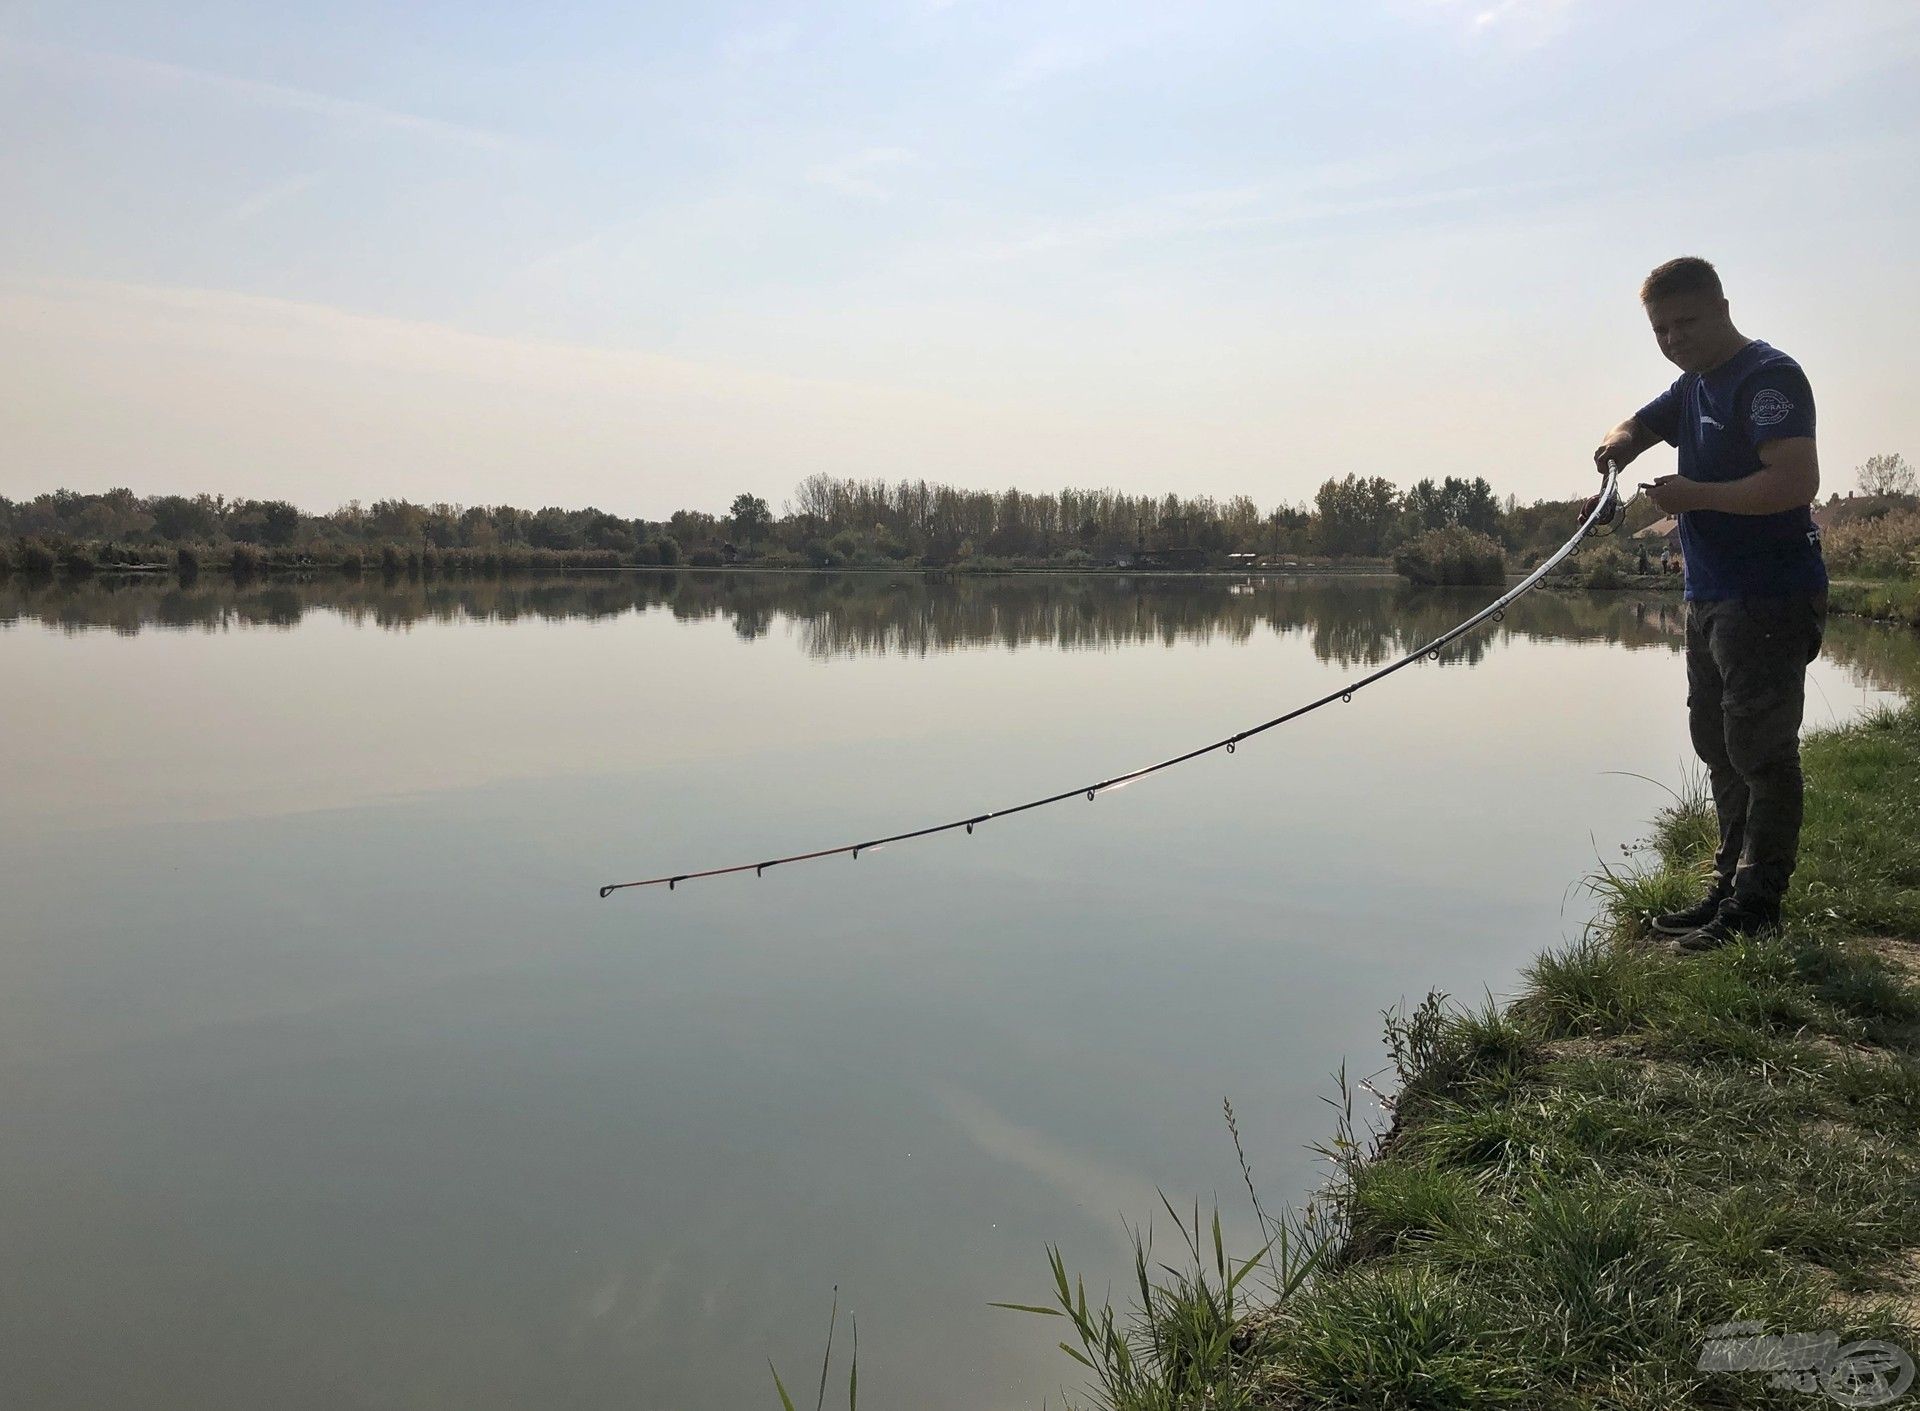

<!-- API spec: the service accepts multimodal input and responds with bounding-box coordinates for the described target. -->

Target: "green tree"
[669,509,718,548]
[223,498,298,546]
[260,500,301,547]
[1403,476,1502,539]
[1314,475,1401,556]
[148,494,218,542]
[526,506,579,550]
[584,510,636,553]
[729,493,772,552]
[367,499,425,542]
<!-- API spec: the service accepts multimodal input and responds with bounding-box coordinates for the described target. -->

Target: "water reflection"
[0,569,1676,655]
[6,569,1912,691]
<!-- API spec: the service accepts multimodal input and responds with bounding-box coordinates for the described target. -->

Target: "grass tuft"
[1519,936,1663,1036]
[1270,1267,1532,1408]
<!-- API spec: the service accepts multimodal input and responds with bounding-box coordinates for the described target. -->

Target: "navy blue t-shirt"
[1633,340,1826,601]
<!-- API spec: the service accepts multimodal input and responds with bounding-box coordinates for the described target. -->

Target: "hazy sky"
[2,1,1916,518]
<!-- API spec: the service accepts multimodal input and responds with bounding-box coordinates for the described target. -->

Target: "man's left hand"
[1643,475,1717,514]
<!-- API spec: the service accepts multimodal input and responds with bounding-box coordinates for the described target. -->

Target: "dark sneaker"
[1676,900,1782,952]
[1650,888,1731,937]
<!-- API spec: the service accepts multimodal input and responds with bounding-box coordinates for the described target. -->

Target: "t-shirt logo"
[1751,388,1794,426]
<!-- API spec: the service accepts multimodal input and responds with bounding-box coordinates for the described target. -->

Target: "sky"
[1,0,1916,519]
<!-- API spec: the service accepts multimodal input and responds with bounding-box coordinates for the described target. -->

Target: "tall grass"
[1824,506,1920,579]
[991,1192,1314,1411]
[770,1289,856,1411]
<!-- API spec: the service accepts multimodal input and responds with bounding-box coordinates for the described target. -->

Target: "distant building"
[1635,516,1681,545]
[1633,516,1682,574]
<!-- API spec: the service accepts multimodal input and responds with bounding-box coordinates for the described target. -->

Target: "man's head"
[1640,256,1743,373]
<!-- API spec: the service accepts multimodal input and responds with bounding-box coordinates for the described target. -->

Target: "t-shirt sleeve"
[1633,379,1683,446]
[1739,363,1815,445]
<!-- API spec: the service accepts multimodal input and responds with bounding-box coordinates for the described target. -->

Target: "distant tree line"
[0,470,1655,580]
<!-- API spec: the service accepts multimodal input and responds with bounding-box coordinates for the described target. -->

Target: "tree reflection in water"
[2,570,1912,694]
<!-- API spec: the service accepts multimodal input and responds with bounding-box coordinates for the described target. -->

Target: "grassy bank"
[1831,578,1920,630]
[1022,700,1920,1409]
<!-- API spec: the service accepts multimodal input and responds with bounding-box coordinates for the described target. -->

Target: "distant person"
[1589,257,1827,950]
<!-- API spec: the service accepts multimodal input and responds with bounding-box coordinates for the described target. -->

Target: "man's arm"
[1593,415,1662,472]
[1646,362,1819,516]
[1646,438,1819,516]
[1597,377,1682,474]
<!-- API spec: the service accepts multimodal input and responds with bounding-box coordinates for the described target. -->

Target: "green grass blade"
[1049,1246,1072,1310]
[1230,1237,1279,1295]
[814,1289,838,1411]
[769,1362,798,1411]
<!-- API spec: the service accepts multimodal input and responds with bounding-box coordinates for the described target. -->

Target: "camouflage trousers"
[1685,590,1828,911]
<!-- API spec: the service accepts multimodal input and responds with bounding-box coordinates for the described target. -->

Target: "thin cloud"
[805,146,918,202]
[719,20,800,67]
[971,176,1570,262]
[998,32,1117,89]
[0,35,533,154]
[994,14,1180,91]
[220,172,324,224]
[1412,0,1577,45]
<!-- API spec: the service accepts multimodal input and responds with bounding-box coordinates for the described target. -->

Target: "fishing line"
[599,466,1625,897]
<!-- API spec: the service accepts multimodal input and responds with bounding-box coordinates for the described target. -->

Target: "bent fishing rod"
[599,465,1624,897]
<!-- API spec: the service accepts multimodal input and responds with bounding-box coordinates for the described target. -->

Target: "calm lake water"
[3,570,1914,1411]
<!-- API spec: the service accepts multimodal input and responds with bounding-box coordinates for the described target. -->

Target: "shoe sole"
[1675,933,1729,952]
[1676,922,1782,952]
[1650,916,1714,936]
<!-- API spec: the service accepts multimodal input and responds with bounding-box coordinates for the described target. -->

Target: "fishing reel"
[1589,494,1629,537]
[1585,464,1629,537]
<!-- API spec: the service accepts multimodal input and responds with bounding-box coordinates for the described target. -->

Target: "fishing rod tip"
[598,885,615,899]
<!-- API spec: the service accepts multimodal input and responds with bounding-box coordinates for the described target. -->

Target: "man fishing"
[1590,256,1828,950]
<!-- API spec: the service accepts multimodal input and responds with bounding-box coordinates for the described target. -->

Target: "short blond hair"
[1640,256,1722,303]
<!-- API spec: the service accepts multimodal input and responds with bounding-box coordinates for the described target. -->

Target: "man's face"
[1643,291,1732,373]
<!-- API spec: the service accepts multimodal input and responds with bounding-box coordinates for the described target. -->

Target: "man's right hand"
[1580,420,1642,523]
[1592,424,1640,475]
